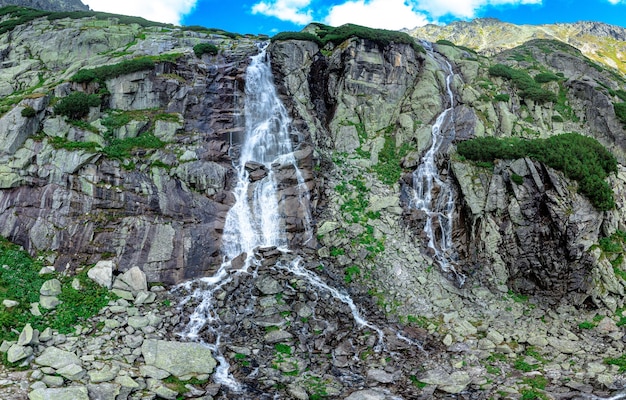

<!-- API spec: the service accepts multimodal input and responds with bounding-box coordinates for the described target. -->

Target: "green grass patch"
[493,93,510,102]
[457,132,617,210]
[0,237,113,341]
[614,102,626,125]
[102,133,165,160]
[49,136,99,152]
[605,354,626,372]
[344,265,361,284]
[372,134,412,186]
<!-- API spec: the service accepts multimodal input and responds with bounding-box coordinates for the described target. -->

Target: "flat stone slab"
[34,347,81,369]
[141,340,216,378]
[28,386,89,400]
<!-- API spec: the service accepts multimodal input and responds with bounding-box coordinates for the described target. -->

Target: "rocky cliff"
[0,0,88,11]
[2,8,626,399]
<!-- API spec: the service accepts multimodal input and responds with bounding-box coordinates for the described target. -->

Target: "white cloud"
[324,0,429,30]
[413,0,541,19]
[251,0,314,25]
[607,0,624,4]
[82,0,198,25]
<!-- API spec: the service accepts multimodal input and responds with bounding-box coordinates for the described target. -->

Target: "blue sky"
[82,0,626,36]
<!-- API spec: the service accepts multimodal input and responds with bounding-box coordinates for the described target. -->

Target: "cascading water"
[177,44,375,393]
[410,43,465,286]
[177,44,311,391]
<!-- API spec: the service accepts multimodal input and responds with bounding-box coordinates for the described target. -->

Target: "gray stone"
[41,375,64,387]
[548,337,580,354]
[344,389,387,400]
[39,279,62,296]
[35,347,81,369]
[420,369,471,394]
[134,290,156,305]
[28,386,89,400]
[86,383,121,400]
[57,363,84,381]
[287,383,309,400]
[38,266,55,275]
[30,302,42,316]
[88,366,120,383]
[7,344,33,363]
[111,289,134,301]
[2,299,19,308]
[113,266,147,294]
[141,339,217,377]
[17,323,35,346]
[139,365,170,379]
[128,316,149,329]
[39,296,60,310]
[255,276,282,295]
[151,383,178,400]
[39,328,53,342]
[88,261,114,289]
[264,330,294,344]
[367,368,395,383]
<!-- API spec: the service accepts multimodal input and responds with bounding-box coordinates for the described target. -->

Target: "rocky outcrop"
[0,0,89,11]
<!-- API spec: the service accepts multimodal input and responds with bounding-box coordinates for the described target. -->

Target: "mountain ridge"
[0,0,88,12]
[409,18,626,74]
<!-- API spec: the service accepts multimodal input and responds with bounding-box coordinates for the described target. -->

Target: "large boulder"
[141,340,217,378]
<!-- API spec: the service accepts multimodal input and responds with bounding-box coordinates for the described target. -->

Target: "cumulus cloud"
[82,0,197,25]
[251,0,314,25]
[324,0,429,30]
[606,0,624,4]
[413,0,541,19]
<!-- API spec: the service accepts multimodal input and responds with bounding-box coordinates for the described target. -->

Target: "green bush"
[0,6,173,35]
[272,23,425,53]
[71,57,155,84]
[534,72,560,83]
[20,106,36,118]
[53,92,101,119]
[494,93,510,102]
[436,39,455,46]
[457,132,617,210]
[489,64,557,103]
[193,43,219,57]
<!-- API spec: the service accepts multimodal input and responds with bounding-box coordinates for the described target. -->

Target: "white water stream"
[177,44,383,392]
[410,43,465,286]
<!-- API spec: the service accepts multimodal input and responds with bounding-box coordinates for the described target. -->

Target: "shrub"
[489,64,557,103]
[20,106,36,117]
[71,57,155,84]
[53,92,101,119]
[494,93,510,102]
[457,132,617,210]
[272,23,425,53]
[534,72,560,83]
[193,43,219,57]
[552,115,564,122]
[271,31,323,46]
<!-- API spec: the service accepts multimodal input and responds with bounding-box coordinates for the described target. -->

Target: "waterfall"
[410,44,465,286]
[177,43,313,392]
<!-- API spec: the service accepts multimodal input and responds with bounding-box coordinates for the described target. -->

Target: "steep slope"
[0,0,88,11]
[408,18,626,75]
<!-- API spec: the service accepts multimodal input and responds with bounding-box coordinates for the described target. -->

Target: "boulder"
[34,347,81,369]
[88,260,114,289]
[28,386,89,400]
[141,340,216,377]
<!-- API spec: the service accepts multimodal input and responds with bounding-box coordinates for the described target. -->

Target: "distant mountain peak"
[0,0,89,12]
[409,19,626,75]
